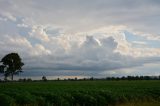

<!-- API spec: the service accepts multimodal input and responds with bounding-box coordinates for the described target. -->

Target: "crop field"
[0,80,160,106]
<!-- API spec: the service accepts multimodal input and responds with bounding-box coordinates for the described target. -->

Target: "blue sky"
[0,0,160,79]
[124,31,160,48]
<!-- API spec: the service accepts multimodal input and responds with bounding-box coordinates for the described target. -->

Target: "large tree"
[0,53,24,80]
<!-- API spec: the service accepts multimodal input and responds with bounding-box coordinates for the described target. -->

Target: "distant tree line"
[104,76,160,80]
[48,75,160,81]
[53,76,160,81]
[41,75,160,81]
[0,75,160,82]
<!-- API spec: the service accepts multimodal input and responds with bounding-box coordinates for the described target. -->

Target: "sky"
[0,0,160,79]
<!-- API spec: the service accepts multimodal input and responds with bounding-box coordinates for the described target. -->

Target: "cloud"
[33,44,51,56]
[1,0,160,34]
[0,12,16,21]
[21,32,159,73]
[0,0,160,77]
[99,62,160,77]
[29,25,50,42]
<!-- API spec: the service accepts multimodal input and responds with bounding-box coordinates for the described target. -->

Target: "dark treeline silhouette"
[55,75,160,81]
[54,76,160,81]
[66,76,160,81]
[0,75,160,82]
[104,75,160,80]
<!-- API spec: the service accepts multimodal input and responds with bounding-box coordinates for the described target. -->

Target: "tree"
[0,53,24,80]
[42,76,47,81]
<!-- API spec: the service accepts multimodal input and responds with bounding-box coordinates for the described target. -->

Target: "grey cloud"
[23,35,160,73]
[1,0,160,33]
[0,0,160,77]
[0,16,158,72]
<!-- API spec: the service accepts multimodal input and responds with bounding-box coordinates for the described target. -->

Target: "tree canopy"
[0,53,24,80]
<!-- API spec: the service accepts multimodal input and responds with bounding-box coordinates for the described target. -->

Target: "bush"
[27,78,32,82]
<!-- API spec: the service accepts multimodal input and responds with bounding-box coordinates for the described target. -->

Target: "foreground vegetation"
[0,80,160,106]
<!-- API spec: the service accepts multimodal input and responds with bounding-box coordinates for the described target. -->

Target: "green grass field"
[0,80,160,106]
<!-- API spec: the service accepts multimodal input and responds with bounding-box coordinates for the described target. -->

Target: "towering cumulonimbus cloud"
[0,0,160,77]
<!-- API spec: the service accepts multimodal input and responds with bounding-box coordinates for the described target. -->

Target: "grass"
[118,101,160,106]
[0,80,160,106]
